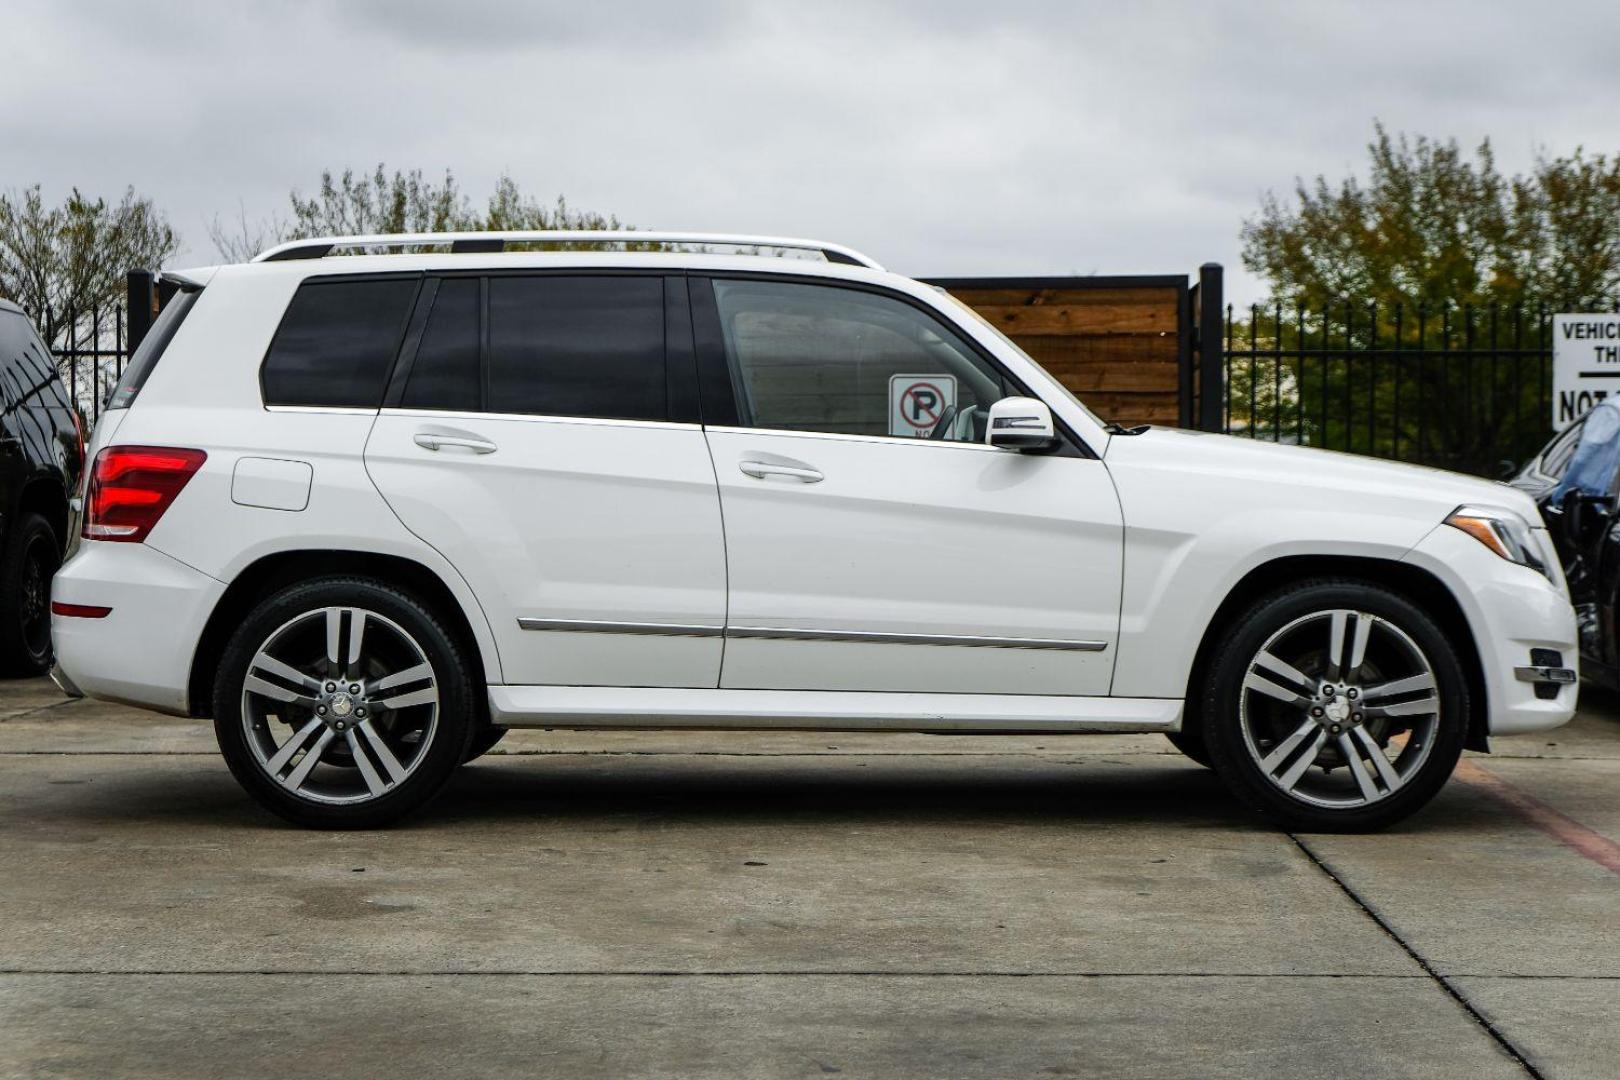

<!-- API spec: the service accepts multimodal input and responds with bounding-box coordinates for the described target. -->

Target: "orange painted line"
[1456,759,1620,877]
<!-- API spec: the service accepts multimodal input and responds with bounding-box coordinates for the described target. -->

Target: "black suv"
[0,299,83,674]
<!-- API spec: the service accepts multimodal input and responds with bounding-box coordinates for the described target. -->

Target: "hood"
[1104,428,1540,533]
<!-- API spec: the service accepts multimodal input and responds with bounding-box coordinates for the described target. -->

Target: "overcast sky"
[4,1,1617,301]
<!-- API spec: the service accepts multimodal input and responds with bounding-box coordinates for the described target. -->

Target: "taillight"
[83,445,207,542]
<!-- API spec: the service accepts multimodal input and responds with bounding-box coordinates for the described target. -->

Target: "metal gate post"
[126,270,156,352]
[1198,263,1225,431]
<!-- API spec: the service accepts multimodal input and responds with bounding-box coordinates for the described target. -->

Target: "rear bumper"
[49,661,83,698]
[1403,524,1579,736]
[51,541,224,716]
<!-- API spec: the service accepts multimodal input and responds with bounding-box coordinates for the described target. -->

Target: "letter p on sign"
[889,374,958,437]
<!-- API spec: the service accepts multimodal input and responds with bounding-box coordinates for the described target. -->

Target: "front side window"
[710,279,1011,441]
[261,278,418,408]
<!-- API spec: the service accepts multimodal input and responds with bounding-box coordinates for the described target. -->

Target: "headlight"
[1445,505,1550,577]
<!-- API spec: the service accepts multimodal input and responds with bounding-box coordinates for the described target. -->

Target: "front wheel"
[213,577,476,828]
[1164,730,1213,768]
[1201,580,1469,832]
[462,725,509,763]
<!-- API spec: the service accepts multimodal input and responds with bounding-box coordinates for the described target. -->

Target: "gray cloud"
[2,0,1615,301]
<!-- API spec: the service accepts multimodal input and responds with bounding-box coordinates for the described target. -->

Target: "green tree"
[0,184,178,347]
[1236,125,1620,474]
[208,166,630,261]
[1243,123,1620,313]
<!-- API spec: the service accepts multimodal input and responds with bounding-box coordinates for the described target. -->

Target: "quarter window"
[261,278,418,408]
[710,279,1011,441]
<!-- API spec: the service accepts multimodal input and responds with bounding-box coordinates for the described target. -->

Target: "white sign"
[889,374,957,437]
[1553,314,1620,431]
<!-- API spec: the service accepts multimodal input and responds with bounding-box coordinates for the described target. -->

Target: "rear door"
[693,275,1123,697]
[364,273,727,688]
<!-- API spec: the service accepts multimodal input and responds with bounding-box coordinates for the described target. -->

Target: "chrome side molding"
[727,625,1106,651]
[517,618,723,637]
[518,618,1106,652]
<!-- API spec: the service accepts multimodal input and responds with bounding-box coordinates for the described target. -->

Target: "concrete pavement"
[1,678,1616,1078]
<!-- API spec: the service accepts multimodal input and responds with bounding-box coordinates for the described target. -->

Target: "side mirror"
[986,397,1058,452]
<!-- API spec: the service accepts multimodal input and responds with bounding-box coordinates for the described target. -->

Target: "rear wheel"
[213,577,475,828]
[1202,579,1468,832]
[0,512,59,676]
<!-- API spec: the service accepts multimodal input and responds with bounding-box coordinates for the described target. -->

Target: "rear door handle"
[739,460,823,483]
[414,432,498,454]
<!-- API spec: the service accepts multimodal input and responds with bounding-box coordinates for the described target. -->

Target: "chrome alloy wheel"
[240,606,439,805]
[1238,609,1440,810]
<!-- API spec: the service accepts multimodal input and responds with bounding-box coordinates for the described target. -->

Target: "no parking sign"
[888,374,957,437]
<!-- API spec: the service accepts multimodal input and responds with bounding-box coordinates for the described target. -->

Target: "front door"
[365,273,727,688]
[693,276,1122,696]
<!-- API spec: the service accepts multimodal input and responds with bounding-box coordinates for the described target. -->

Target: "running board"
[487,686,1182,734]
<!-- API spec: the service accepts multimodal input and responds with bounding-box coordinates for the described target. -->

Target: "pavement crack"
[0,968,1436,979]
[0,698,82,725]
[1289,834,1547,1080]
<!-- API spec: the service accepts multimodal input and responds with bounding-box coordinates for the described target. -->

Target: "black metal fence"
[1219,300,1604,478]
[51,303,129,425]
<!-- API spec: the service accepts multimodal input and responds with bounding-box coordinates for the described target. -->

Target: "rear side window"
[107,289,198,410]
[486,276,664,421]
[261,278,418,408]
[401,278,480,411]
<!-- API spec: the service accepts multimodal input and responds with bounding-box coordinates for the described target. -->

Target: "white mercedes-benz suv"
[51,232,1578,830]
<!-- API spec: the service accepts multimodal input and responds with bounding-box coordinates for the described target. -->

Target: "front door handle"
[414,432,498,454]
[739,460,823,483]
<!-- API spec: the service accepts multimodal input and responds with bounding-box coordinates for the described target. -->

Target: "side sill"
[488,686,1182,734]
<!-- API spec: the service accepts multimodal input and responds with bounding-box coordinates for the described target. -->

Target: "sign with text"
[1554,314,1620,430]
[889,374,957,437]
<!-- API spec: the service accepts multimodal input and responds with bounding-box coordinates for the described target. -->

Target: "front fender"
[1109,507,1433,698]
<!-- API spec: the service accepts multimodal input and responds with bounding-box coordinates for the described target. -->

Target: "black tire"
[213,576,477,828]
[0,512,59,677]
[1201,578,1469,833]
[1164,729,1214,769]
[462,725,509,763]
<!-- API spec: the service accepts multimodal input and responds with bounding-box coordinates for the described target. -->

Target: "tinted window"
[710,279,1010,440]
[401,278,480,411]
[261,279,417,408]
[486,276,664,420]
[107,289,198,410]
[0,311,75,471]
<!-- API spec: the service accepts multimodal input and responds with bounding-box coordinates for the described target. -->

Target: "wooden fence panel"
[931,277,1186,428]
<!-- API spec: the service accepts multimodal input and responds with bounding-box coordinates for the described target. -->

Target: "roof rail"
[251,231,883,270]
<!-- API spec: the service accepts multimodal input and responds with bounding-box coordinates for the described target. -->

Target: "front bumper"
[51,541,224,716]
[1403,524,1579,736]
